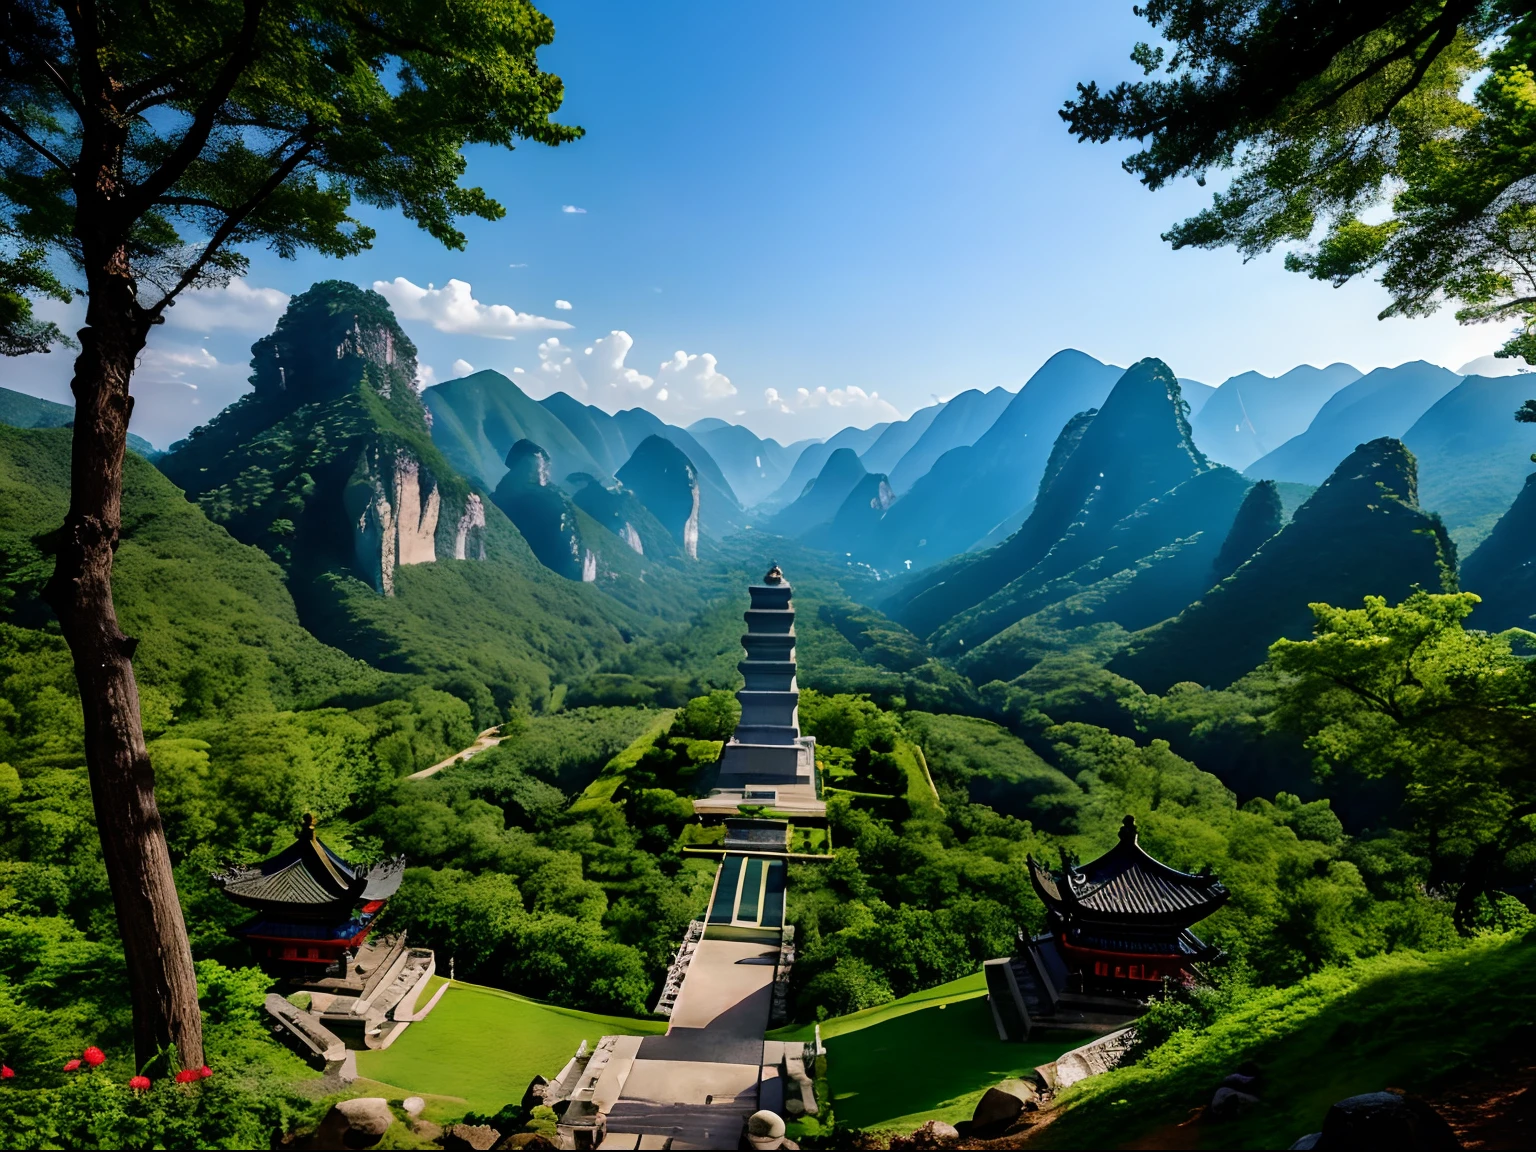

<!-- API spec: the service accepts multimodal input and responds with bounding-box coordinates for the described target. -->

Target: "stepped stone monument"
[697,565,824,817]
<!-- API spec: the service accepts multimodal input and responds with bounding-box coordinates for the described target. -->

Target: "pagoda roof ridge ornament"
[763,563,784,585]
[1028,814,1228,923]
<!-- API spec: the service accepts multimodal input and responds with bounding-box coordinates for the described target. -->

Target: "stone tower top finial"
[763,564,783,585]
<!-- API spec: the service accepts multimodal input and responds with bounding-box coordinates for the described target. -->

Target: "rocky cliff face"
[161,280,487,597]
[615,436,701,558]
[569,473,677,559]
[1113,437,1457,691]
[347,448,486,595]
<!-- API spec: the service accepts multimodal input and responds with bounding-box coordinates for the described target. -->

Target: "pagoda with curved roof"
[985,815,1228,1040]
[213,814,405,977]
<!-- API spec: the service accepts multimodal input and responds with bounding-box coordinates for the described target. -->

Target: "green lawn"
[823,995,1080,1132]
[768,970,1079,1134]
[353,981,665,1116]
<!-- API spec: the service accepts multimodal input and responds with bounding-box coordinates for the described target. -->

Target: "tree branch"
[1372,11,1462,124]
[128,0,267,212]
[143,138,315,319]
[0,109,75,174]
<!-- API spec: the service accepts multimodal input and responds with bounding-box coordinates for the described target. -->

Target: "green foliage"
[1063,2,1536,360]
[1039,934,1536,1151]
[2,0,580,302]
[672,690,740,741]
[0,425,383,717]
[0,242,72,357]
[158,283,660,722]
[1270,590,1536,928]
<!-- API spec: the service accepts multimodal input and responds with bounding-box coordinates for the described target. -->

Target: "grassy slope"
[0,424,377,708]
[766,973,1079,1134]
[1034,934,1536,1150]
[353,981,665,1115]
[568,710,677,813]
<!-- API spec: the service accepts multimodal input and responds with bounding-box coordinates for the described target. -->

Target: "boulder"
[1222,1072,1260,1090]
[1305,1092,1460,1150]
[1052,1028,1136,1090]
[441,1123,502,1151]
[311,1097,394,1149]
[746,1110,790,1150]
[402,1097,425,1118]
[971,1080,1038,1134]
[1209,1086,1261,1120]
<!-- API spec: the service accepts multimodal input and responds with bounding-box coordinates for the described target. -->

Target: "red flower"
[82,1047,106,1068]
[128,1075,151,1091]
[199,1065,213,1079]
[1,1064,14,1079]
[62,1060,81,1072]
[175,1069,199,1084]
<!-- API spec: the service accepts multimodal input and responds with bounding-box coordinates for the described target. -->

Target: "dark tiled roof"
[213,815,403,909]
[1030,815,1227,922]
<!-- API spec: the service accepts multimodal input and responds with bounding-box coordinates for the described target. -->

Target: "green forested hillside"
[0,384,159,457]
[1113,438,1456,692]
[0,424,379,712]
[157,283,675,718]
[891,359,1212,639]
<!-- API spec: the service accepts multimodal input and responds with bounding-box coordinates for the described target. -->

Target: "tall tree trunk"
[43,264,205,1071]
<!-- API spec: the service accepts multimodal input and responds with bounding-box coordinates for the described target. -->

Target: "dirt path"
[405,726,504,781]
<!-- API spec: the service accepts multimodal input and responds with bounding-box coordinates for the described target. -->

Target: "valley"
[4,276,1535,1149]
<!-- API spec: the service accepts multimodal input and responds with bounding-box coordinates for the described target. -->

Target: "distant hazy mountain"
[889,358,1212,639]
[886,386,1014,494]
[616,436,709,558]
[1402,374,1536,549]
[859,403,944,475]
[1180,378,1217,417]
[687,418,807,508]
[1191,364,1360,470]
[424,370,607,492]
[759,423,890,511]
[769,447,869,534]
[1113,437,1455,692]
[1462,473,1536,631]
[1245,362,1462,484]
[856,349,1125,571]
[804,470,896,553]
[0,383,159,458]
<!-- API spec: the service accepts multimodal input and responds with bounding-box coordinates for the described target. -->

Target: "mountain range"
[6,278,1536,718]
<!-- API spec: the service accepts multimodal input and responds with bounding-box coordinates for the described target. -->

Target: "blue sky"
[4,1,1517,449]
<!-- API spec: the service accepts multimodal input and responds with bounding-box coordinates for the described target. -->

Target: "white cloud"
[659,350,736,404]
[137,343,219,382]
[555,299,572,310]
[372,277,572,340]
[516,328,900,437]
[452,358,475,377]
[164,278,289,333]
[416,363,438,389]
[1457,353,1534,376]
[562,205,587,214]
